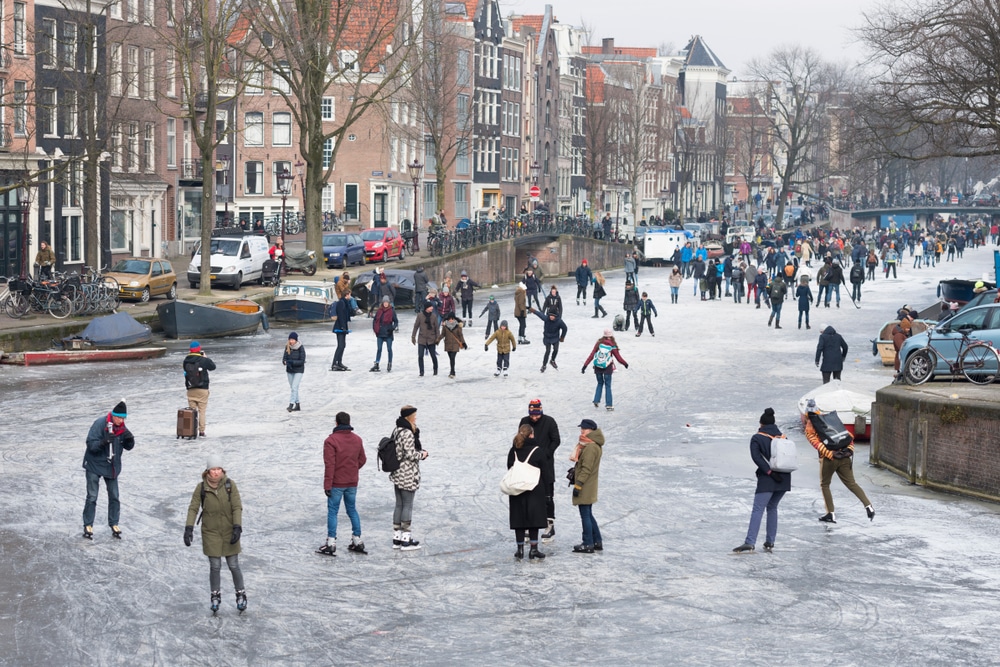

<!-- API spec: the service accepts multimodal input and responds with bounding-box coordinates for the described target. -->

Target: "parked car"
[322,232,366,268]
[188,234,270,289]
[106,258,177,302]
[899,303,1000,381]
[361,228,405,262]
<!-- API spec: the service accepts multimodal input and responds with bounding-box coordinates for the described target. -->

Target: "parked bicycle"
[4,275,74,319]
[902,326,1000,385]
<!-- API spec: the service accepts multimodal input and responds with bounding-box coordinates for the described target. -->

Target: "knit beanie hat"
[189,341,201,353]
[206,455,224,471]
[288,332,299,341]
[500,319,508,327]
[401,405,417,418]
[528,398,542,415]
[111,400,127,418]
[759,407,776,425]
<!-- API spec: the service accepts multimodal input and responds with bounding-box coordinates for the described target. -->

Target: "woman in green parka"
[184,455,246,614]
[570,419,605,554]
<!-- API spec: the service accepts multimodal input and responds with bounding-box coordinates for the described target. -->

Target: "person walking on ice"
[82,400,135,540]
[733,408,790,553]
[582,329,629,411]
[804,402,875,524]
[485,319,517,377]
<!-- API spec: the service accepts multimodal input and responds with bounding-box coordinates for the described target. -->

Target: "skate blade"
[315,549,337,557]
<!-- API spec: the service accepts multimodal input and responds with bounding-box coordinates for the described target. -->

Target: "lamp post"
[614,180,624,241]
[276,168,293,248]
[407,159,423,252]
[17,184,31,279]
[215,156,230,227]
[695,185,703,221]
[529,161,540,211]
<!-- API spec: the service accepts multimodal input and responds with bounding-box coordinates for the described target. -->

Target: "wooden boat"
[1,347,166,366]
[938,278,995,305]
[351,269,437,308]
[156,299,269,339]
[797,381,876,441]
[60,312,152,349]
[873,319,932,366]
[271,280,339,322]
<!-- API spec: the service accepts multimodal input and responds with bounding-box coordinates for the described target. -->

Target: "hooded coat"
[572,429,605,505]
[507,444,547,529]
[815,326,849,372]
[514,284,528,317]
[531,309,568,344]
[750,423,791,493]
[485,327,517,353]
[185,473,242,557]
[83,414,135,478]
[439,319,468,352]
[411,308,441,345]
[390,417,423,491]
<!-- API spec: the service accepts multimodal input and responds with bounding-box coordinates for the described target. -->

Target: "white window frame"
[143,123,154,172]
[165,48,176,97]
[272,160,291,194]
[245,161,264,196]
[110,44,122,97]
[166,118,177,167]
[127,46,139,98]
[272,112,291,146]
[62,22,78,70]
[322,138,334,169]
[41,19,57,69]
[143,48,155,100]
[244,112,264,146]
[245,63,263,95]
[40,88,57,137]
[128,122,139,172]
[13,3,25,55]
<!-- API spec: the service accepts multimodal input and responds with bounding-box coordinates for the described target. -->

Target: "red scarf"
[106,413,126,436]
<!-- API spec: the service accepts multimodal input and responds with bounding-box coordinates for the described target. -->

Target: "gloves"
[816,362,820,367]
[484,344,489,352]
[183,525,194,547]
[463,344,468,350]
[572,486,581,498]
[581,367,586,374]
[770,471,783,483]
[623,363,629,369]
[559,336,565,342]
[324,488,332,497]
[411,338,416,345]
[230,525,242,544]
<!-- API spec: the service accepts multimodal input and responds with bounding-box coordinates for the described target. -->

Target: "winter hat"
[528,398,543,415]
[489,295,495,301]
[288,332,299,341]
[546,308,559,317]
[603,329,613,337]
[442,286,449,294]
[189,341,202,353]
[805,398,818,413]
[759,407,776,425]
[578,418,598,430]
[445,311,457,320]
[423,300,435,310]
[581,259,588,265]
[400,405,417,418]
[111,400,127,418]
[500,319,508,327]
[461,270,468,276]
[382,295,391,304]
[206,454,224,471]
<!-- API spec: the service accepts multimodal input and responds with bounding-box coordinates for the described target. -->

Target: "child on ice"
[479,295,501,338]
[485,320,517,377]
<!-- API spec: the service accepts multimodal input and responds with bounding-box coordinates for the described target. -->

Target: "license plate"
[210,274,217,280]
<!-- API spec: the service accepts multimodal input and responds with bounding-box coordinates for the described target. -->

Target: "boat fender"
[260,312,270,332]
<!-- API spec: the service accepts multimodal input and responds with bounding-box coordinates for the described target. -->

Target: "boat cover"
[66,312,151,348]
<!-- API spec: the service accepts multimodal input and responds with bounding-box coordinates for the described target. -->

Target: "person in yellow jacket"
[485,320,517,377]
[804,403,875,524]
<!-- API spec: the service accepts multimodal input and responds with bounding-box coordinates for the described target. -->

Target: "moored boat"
[797,381,876,441]
[60,311,152,349]
[271,280,339,322]
[873,319,933,366]
[938,278,995,305]
[1,347,166,366]
[156,299,268,339]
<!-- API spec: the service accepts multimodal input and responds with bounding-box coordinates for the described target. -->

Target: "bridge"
[821,205,1000,229]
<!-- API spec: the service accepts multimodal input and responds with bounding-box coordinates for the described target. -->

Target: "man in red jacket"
[319,412,368,555]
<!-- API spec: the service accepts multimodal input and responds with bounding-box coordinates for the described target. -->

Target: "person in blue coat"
[529,306,568,372]
[82,400,135,540]
[680,242,693,277]
[574,259,593,305]
[733,408,790,553]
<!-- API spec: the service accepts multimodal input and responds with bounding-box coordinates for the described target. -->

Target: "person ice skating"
[514,282,531,345]
[815,257,831,306]
[184,455,245,614]
[370,270,396,316]
[767,276,788,329]
[184,342,216,437]
[592,272,608,318]
[796,276,813,330]
[439,311,469,378]
[437,285,456,321]
[733,408,790,553]
[479,295,501,338]
[571,419,605,554]
[412,300,441,376]
[523,268,542,310]
[575,259,593,305]
[815,325,849,383]
[582,329,629,411]
[330,292,353,371]
[543,285,563,318]
[804,403,875,524]
[519,399,561,540]
[849,260,865,302]
[825,260,845,308]
[635,292,657,337]
[82,400,135,540]
[623,280,640,330]
[370,296,398,373]
[484,319,516,377]
[457,270,480,325]
[390,406,429,550]
[413,266,429,312]
[282,332,305,412]
[624,252,637,284]
[731,262,745,303]
[507,424,548,559]
[319,412,368,556]
[668,266,683,304]
[529,306,567,372]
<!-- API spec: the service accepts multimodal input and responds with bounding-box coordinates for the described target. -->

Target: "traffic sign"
[529,185,540,198]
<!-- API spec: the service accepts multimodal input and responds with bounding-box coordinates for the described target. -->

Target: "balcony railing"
[0,49,11,69]
[0,123,12,151]
[180,159,203,180]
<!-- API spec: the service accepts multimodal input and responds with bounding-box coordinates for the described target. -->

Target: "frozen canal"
[3,244,1000,665]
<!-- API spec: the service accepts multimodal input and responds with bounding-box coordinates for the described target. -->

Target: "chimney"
[602,38,615,55]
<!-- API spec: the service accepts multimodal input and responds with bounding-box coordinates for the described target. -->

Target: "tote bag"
[500,447,541,496]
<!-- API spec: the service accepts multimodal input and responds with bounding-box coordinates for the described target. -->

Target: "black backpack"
[184,357,206,389]
[377,432,400,473]
[808,411,853,451]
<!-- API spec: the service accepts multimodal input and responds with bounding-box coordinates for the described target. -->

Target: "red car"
[361,228,405,262]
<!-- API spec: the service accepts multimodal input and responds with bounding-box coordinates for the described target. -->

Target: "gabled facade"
[469,0,502,215]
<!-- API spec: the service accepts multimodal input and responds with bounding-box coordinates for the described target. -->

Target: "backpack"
[612,314,624,331]
[808,411,853,451]
[769,281,785,300]
[197,478,232,524]
[784,264,795,277]
[760,432,798,472]
[850,264,864,283]
[184,357,205,390]
[593,342,614,369]
[377,433,400,473]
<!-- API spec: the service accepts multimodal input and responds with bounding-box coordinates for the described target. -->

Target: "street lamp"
[614,180,624,241]
[407,158,423,252]
[695,185,703,221]
[276,168,293,248]
[215,155,231,226]
[17,184,31,279]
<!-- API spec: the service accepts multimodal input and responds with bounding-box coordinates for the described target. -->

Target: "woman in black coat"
[733,408,791,553]
[815,325,849,383]
[507,424,548,560]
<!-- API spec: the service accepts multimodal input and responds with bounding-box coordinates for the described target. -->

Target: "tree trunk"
[84,159,100,271]
[199,153,216,295]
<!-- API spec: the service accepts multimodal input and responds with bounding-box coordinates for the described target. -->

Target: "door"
[1,208,21,278]
[150,260,164,294]
[373,192,388,228]
[345,184,358,220]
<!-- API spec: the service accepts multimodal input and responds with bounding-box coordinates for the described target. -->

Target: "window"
[272,112,291,146]
[456,139,469,175]
[423,182,436,220]
[166,118,177,167]
[13,3,25,55]
[13,81,26,136]
[111,0,122,19]
[321,97,334,121]
[272,161,291,194]
[41,19,57,68]
[143,49,155,99]
[40,89,57,136]
[457,94,469,131]
[454,183,469,218]
[322,138,334,168]
[110,45,122,96]
[65,215,82,262]
[127,47,139,97]
[322,184,334,212]
[128,0,139,22]
[215,110,228,143]
[143,0,155,24]
[110,210,132,251]
[165,48,176,97]
[273,62,291,94]
[62,22,78,70]
[128,123,139,171]
[457,49,470,87]
[244,112,263,146]
[245,63,263,95]
[245,161,263,195]
[344,184,358,218]
[60,90,78,137]
[143,123,154,171]
[110,124,122,168]
[338,51,358,72]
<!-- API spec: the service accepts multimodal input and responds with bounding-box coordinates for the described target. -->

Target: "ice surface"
[2,244,1000,665]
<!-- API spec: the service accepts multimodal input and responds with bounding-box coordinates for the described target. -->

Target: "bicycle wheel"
[902,349,935,385]
[5,292,29,318]
[960,344,1000,384]
[48,295,73,319]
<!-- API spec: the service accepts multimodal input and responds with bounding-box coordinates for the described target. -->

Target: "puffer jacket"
[83,414,135,479]
[572,429,605,506]
[282,342,306,374]
[531,309,567,344]
[668,271,683,288]
[390,418,423,491]
[185,474,242,558]
[514,284,528,317]
[438,320,468,352]
[485,327,517,353]
[411,308,440,345]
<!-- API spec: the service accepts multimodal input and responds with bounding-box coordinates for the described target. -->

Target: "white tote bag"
[500,447,541,496]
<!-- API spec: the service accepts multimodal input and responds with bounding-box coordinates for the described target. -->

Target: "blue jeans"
[825,283,840,305]
[578,504,602,547]
[771,301,783,320]
[287,372,302,404]
[670,286,679,299]
[593,371,613,406]
[327,486,361,539]
[83,471,120,527]
[744,490,785,545]
[375,337,393,365]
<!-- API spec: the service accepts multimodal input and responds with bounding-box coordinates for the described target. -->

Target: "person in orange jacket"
[804,402,875,524]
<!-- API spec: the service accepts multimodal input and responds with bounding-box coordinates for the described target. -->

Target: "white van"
[642,228,689,263]
[188,234,270,289]
[726,225,756,246]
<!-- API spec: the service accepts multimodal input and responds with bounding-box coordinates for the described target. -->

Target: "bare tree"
[582,66,615,216]
[730,87,771,218]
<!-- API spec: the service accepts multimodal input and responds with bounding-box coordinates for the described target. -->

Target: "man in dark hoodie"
[815,325,849,383]
[456,270,480,326]
[529,306,568,372]
[82,400,135,540]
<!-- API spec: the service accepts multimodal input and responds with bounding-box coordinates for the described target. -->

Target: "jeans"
[375,336,393,365]
[885,262,897,278]
[771,301,783,321]
[637,313,654,335]
[286,372,302,404]
[393,487,415,530]
[484,318,498,337]
[414,291,427,312]
[417,343,438,375]
[815,284,827,305]
[528,293,541,310]
[851,283,862,301]
[578,504,602,547]
[496,352,509,371]
[462,300,473,319]
[670,286,679,301]
[825,283,841,305]
[733,282,744,303]
[577,285,587,301]
[593,297,606,316]
[516,315,526,338]
[744,490,785,546]
[542,341,559,366]
[333,332,347,366]
[798,307,810,328]
[623,310,639,330]
[327,486,362,539]
[83,471,120,527]
[593,371,613,406]
[209,555,245,592]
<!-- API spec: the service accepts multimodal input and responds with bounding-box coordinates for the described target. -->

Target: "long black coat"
[507,445,547,529]
[815,326,849,372]
[518,414,561,483]
[751,424,791,493]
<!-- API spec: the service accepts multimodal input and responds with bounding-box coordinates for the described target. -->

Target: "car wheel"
[381,252,388,263]
[233,272,243,289]
[140,287,151,303]
[189,281,199,289]
[168,283,177,300]
[398,247,405,261]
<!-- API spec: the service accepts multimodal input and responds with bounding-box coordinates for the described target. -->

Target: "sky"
[509,0,884,76]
